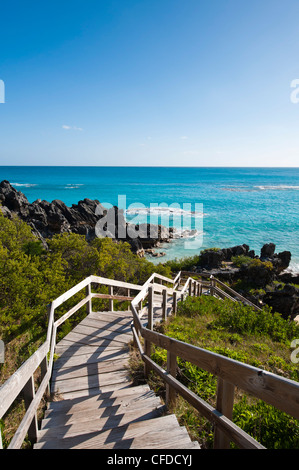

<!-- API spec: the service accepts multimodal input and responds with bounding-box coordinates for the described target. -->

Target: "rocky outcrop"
[263,284,299,321]
[0,180,173,256]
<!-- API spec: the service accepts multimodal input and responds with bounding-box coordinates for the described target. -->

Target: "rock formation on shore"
[195,243,299,320]
[0,180,173,256]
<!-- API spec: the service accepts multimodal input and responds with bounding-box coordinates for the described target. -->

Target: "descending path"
[34,309,200,449]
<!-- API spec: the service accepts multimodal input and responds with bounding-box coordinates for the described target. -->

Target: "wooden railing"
[130,272,299,449]
[1,270,298,449]
[0,274,148,449]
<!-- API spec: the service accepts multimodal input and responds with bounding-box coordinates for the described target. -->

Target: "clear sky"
[1,0,299,166]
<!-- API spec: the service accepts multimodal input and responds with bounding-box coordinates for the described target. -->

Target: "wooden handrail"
[130,272,299,449]
[0,274,159,449]
[1,268,297,449]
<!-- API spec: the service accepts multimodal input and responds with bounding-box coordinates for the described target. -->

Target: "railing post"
[214,378,235,449]
[162,288,167,321]
[210,275,215,296]
[40,356,50,397]
[85,283,92,315]
[166,350,177,409]
[172,291,177,315]
[148,286,154,330]
[189,280,192,296]
[23,376,38,444]
[109,286,114,311]
[194,282,197,296]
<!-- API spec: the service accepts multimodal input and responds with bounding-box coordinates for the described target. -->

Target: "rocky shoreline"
[1,180,298,320]
[0,180,176,257]
[189,243,299,321]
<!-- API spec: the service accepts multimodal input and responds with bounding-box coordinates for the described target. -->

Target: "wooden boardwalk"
[34,308,200,449]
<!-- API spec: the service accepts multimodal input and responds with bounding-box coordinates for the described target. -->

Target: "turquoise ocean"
[0,166,298,273]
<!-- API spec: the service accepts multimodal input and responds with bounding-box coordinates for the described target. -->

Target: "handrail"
[0,275,144,449]
[130,271,299,449]
[1,269,297,449]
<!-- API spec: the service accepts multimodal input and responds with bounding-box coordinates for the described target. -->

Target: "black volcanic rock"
[0,181,173,256]
[263,284,299,321]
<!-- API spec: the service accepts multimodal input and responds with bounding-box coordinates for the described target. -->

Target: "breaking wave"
[11,182,37,188]
[125,206,206,217]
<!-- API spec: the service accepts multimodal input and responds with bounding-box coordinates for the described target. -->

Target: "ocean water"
[0,166,298,273]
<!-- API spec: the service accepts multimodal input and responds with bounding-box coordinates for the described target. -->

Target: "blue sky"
[1,0,299,166]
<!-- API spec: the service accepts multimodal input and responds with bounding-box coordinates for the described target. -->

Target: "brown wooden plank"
[59,327,132,346]
[37,404,165,441]
[53,349,130,369]
[54,341,126,356]
[52,358,129,382]
[51,370,131,394]
[59,381,135,400]
[35,414,179,449]
[55,332,131,349]
[45,387,155,417]
[80,316,131,333]
[41,396,162,429]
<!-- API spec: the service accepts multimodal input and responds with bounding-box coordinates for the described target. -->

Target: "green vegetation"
[0,213,171,380]
[148,296,299,449]
[164,248,221,272]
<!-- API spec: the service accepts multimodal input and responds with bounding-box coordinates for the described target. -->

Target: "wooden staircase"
[3,272,298,450]
[34,309,200,449]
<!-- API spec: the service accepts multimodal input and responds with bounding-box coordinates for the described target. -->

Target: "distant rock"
[0,180,173,256]
[263,284,299,321]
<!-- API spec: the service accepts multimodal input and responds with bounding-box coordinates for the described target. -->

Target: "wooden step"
[45,386,155,417]
[47,384,152,412]
[37,404,166,441]
[41,396,162,429]
[54,341,127,357]
[53,348,130,369]
[51,369,132,395]
[59,327,132,347]
[34,414,186,449]
[52,357,129,382]
[57,381,135,400]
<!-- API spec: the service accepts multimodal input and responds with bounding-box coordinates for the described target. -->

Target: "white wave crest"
[65,184,85,189]
[172,228,202,239]
[11,182,37,188]
[125,206,205,217]
[254,185,299,191]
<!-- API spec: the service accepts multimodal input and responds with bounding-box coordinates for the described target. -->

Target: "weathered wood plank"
[56,330,131,348]
[41,396,162,429]
[0,341,48,419]
[45,386,155,416]
[69,323,132,342]
[58,381,134,400]
[52,358,129,382]
[54,340,125,355]
[51,370,131,394]
[37,404,165,441]
[53,349,130,369]
[34,414,181,449]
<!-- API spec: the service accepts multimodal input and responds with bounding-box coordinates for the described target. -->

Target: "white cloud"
[62,125,83,131]
[180,136,188,140]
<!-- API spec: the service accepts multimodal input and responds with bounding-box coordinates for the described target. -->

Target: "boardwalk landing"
[34,304,200,449]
